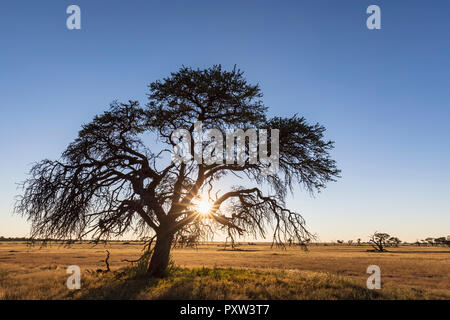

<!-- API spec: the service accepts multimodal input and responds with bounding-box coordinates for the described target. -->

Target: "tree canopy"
[16,65,340,277]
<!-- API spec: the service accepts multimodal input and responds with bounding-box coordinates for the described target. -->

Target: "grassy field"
[0,242,449,299]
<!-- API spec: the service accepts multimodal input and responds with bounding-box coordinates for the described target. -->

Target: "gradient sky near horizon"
[1,1,449,242]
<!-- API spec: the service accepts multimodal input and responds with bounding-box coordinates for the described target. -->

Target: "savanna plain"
[0,242,449,300]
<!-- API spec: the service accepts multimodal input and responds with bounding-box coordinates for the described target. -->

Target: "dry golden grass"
[0,242,449,299]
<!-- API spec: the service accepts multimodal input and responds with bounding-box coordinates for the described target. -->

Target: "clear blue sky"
[1,1,449,242]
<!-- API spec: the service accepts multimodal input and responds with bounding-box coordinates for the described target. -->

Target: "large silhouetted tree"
[16,65,340,277]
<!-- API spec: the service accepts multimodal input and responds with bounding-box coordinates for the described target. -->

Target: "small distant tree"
[287,238,293,247]
[369,232,390,252]
[388,236,401,247]
[298,238,310,251]
[434,237,446,247]
[430,237,450,247]
[356,238,361,246]
[425,237,435,246]
[347,240,353,246]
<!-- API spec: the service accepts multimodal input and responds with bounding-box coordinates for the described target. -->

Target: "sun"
[194,198,213,216]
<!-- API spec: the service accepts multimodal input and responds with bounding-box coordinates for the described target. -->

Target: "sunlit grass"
[0,266,447,300]
[0,242,449,299]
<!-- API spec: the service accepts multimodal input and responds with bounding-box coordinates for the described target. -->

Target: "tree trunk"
[147,232,174,278]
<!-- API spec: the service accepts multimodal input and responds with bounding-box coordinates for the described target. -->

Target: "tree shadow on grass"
[74,267,399,300]
[390,250,450,254]
[76,268,200,300]
[77,274,161,300]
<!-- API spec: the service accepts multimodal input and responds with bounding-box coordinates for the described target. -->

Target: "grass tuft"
[0,269,8,283]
